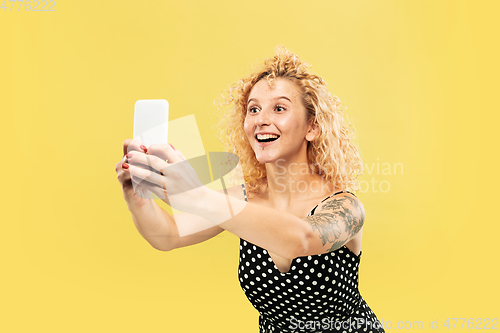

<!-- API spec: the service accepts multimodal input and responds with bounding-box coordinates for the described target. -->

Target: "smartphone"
[133,99,169,148]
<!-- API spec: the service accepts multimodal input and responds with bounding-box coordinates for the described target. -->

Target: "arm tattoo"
[308,196,365,252]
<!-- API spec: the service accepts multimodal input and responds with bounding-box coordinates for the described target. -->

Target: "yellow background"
[2,0,499,332]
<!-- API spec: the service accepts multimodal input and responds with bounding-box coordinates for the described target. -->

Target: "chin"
[255,154,277,165]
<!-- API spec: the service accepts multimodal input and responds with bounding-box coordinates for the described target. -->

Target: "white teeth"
[256,134,279,140]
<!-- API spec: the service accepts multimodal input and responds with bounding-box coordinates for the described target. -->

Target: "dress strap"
[322,190,357,201]
[241,183,248,202]
[309,190,357,216]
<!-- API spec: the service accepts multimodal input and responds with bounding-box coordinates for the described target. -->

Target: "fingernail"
[122,163,129,169]
[169,143,175,150]
[140,145,148,152]
[126,153,133,159]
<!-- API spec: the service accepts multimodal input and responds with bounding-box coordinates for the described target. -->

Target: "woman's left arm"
[204,192,364,259]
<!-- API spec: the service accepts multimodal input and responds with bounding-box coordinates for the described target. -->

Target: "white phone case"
[133,99,169,147]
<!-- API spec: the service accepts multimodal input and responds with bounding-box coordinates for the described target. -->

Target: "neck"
[263,158,332,208]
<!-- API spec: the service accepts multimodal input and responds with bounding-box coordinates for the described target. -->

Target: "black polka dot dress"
[238,184,385,333]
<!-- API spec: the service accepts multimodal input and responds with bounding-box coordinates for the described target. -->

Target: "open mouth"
[255,134,280,143]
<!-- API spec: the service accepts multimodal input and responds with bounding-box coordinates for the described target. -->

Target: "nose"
[255,110,271,127]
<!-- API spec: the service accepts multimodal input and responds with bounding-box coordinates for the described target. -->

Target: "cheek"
[243,118,252,139]
[280,118,302,133]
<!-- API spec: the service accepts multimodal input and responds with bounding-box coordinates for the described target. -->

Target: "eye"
[248,106,260,114]
[275,105,286,112]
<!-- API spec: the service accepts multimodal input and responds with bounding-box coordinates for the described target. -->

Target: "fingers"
[117,160,157,201]
[116,157,132,184]
[115,156,131,180]
[119,138,151,179]
[129,166,168,200]
[124,139,148,155]
[117,140,189,201]
[147,143,181,164]
[128,163,164,190]
[115,155,127,173]
[126,151,168,176]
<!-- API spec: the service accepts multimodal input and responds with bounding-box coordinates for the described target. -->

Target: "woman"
[115,47,384,332]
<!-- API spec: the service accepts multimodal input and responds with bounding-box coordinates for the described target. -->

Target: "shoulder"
[316,192,365,224]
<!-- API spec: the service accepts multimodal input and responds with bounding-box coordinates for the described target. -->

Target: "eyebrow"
[248,96,292,104]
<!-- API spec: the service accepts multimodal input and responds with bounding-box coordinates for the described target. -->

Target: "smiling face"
[243,77,318,165]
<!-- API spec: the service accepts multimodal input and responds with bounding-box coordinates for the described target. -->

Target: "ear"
[306,120,319,141]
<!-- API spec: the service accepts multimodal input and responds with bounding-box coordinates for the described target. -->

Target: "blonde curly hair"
[216,46,363,195]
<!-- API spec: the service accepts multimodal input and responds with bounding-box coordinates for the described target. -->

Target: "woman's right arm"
[116,138,243,251]
[127,183,247,251]
[127,199,225,251]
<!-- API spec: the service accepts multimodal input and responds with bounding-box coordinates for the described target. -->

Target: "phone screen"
[133,99,169,147]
